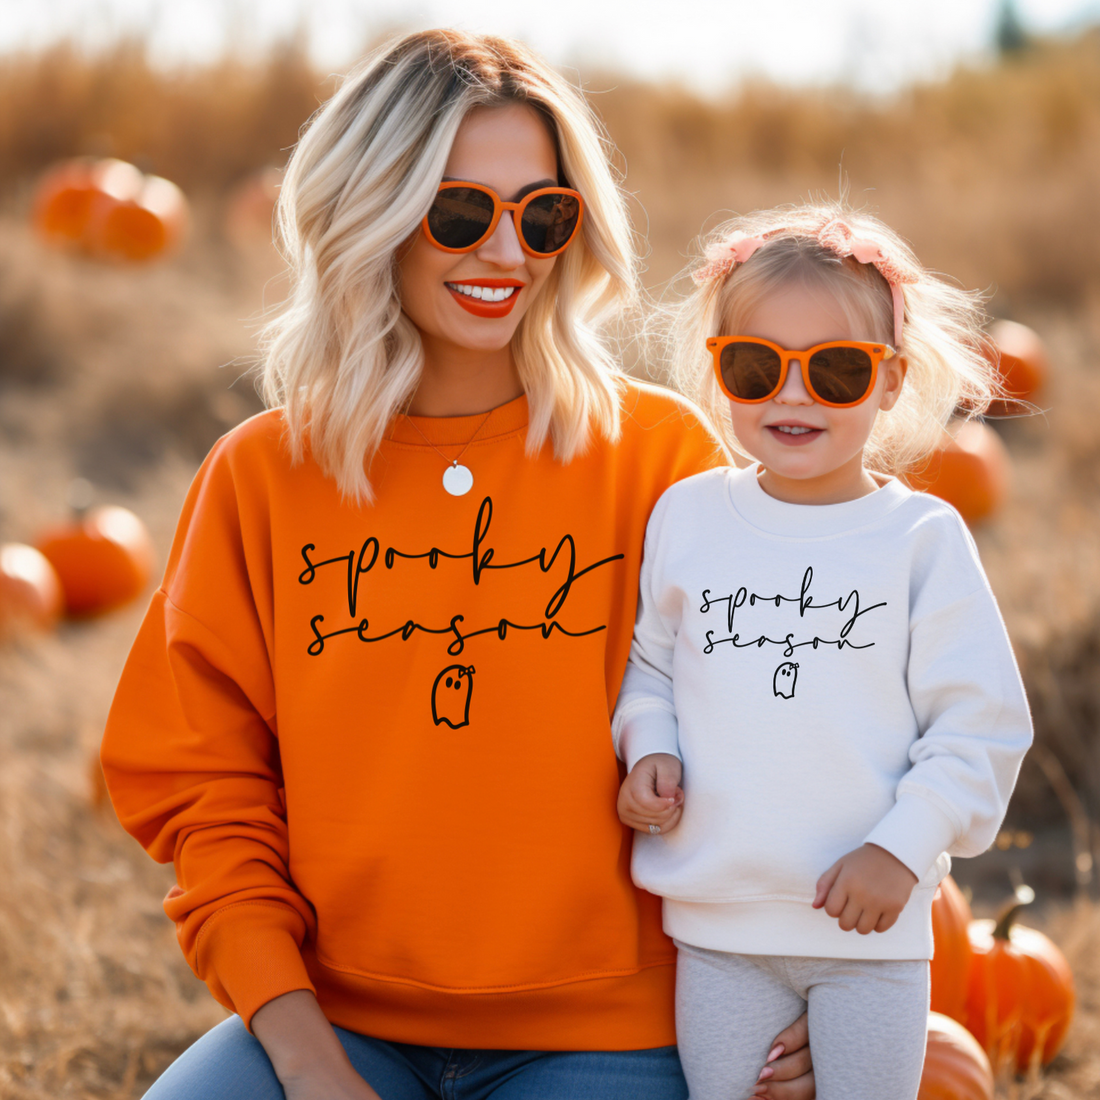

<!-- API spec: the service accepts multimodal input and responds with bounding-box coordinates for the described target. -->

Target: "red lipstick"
[446,278,525,319]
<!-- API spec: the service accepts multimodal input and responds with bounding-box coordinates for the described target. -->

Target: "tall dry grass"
[0,40,328,195]
[1,27,1100,1098]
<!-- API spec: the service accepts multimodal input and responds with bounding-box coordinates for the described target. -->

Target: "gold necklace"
[402,408,494,497]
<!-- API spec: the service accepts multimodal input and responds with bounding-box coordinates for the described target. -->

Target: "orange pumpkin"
[918,1012,994,1100]
[905,420,1010,525]
[32,158,101,246]
[32,158,188,262]
[985,320,1048,416]
[964,893,1075,1074]
[930,876,973,1023]
[91,172,189,262]
[0,542,64,636]
[36,505,155,617]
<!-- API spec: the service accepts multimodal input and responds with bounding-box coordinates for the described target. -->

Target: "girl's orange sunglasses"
[706,336,896,408]
[422,181,584,258]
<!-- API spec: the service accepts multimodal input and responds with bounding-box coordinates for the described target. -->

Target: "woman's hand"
[281,1062,384,1100]
[813,843,919,934]
[251,990,383,1100]
[753,1012,815,1099]
[616,753,683,833]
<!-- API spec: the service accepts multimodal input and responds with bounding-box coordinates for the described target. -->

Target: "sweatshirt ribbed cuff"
[619,709,681,771]
[196,903,316,1031]
[863,792,959,881]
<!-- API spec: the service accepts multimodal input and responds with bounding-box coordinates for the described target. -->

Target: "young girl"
[613,203,1033,1100]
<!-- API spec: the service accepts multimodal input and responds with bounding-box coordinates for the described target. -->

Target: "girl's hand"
[251,990,383,1100]
[617,753,684,833]
[753,1011,815,1099]
[812,843,919,934]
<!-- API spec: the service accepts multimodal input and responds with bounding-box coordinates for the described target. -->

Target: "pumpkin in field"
[930,876,973,1023]
[918,1012,994,1100]
[964,890,1075,1074]
[905,420,1010,525]
[0,542,64,636]
[36,504,155,617]
[32,157,188,262]
[32,158,105,247]
[985,320,1048,416]
[91,172,189,262]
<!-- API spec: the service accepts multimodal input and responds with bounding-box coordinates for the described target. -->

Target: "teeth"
[447,284,518,302]
[776,425,816,435]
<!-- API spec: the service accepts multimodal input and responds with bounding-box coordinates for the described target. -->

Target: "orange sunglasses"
[422,181,584,258]
[707,336,896,408]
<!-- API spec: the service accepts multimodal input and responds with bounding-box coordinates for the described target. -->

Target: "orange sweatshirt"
[101,378,724,1050]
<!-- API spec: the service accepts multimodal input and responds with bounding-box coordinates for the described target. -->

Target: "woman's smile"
[445,277,525,317]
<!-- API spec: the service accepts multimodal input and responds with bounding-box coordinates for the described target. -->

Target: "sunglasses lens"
[719,341,783,401]
[808,346,875,404]
[519,192,581,254]
[426,187,496,250]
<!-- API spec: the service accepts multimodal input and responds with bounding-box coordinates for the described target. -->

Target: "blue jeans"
[143,1015,689,1099]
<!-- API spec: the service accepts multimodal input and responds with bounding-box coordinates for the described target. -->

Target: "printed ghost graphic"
[432,665,475,729]
[773,662,799,699]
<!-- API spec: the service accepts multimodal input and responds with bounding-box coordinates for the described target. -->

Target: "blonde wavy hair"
[260,30,637,502]
[666,201,1001,475]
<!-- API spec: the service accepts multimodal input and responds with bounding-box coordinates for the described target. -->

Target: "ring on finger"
[648,824,661,835]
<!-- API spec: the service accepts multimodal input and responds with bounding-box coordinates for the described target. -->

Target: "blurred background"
[1,0,1099,1096]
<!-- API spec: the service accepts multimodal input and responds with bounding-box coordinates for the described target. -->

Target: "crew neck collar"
[386,393,530,447]
[726,462,911,539]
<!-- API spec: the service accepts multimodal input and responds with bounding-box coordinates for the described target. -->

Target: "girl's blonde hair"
[260,30,637,502]
[667,201,1000,475]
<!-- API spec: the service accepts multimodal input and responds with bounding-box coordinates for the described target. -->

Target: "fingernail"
[766,1043,784,1063]
[756,1066,774,1082]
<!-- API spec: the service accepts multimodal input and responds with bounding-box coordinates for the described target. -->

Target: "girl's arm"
[612,495,682,771]
[864,515,1033,883]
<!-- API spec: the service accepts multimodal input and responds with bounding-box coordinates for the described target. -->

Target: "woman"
[101,29,815,1099]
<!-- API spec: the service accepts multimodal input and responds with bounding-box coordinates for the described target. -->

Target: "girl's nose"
[775,359,815,405]
[476,210,525,268]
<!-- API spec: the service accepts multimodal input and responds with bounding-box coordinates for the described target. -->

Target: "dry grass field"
[2,27,1100,1098]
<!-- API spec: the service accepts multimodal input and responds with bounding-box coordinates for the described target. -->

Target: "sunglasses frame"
[706,335,896,408]
[422,181,585,258]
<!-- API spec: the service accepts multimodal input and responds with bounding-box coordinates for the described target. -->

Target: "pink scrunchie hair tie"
[691,231,770,285]
[692,219,918,347]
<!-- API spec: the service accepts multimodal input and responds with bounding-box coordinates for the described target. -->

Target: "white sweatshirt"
[612,465,1032,961]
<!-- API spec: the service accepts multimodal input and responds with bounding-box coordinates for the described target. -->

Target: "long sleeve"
[864,528,1034,881]
[612,497,682,770]
[101,438,316,1028]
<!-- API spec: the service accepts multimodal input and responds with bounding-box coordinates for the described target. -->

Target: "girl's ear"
[878,354,908,412]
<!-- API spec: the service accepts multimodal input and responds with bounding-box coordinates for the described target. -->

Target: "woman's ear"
[878,354,908,412]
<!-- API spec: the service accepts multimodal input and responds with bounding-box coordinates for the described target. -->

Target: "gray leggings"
[674,942,929,1100]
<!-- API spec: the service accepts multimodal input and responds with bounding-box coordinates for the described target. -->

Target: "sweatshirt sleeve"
[612,495,682,771]
[864,514,1033,881]
[100,434,316,1029]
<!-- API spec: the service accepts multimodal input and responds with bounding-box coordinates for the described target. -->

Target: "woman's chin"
[443,313,528,353]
